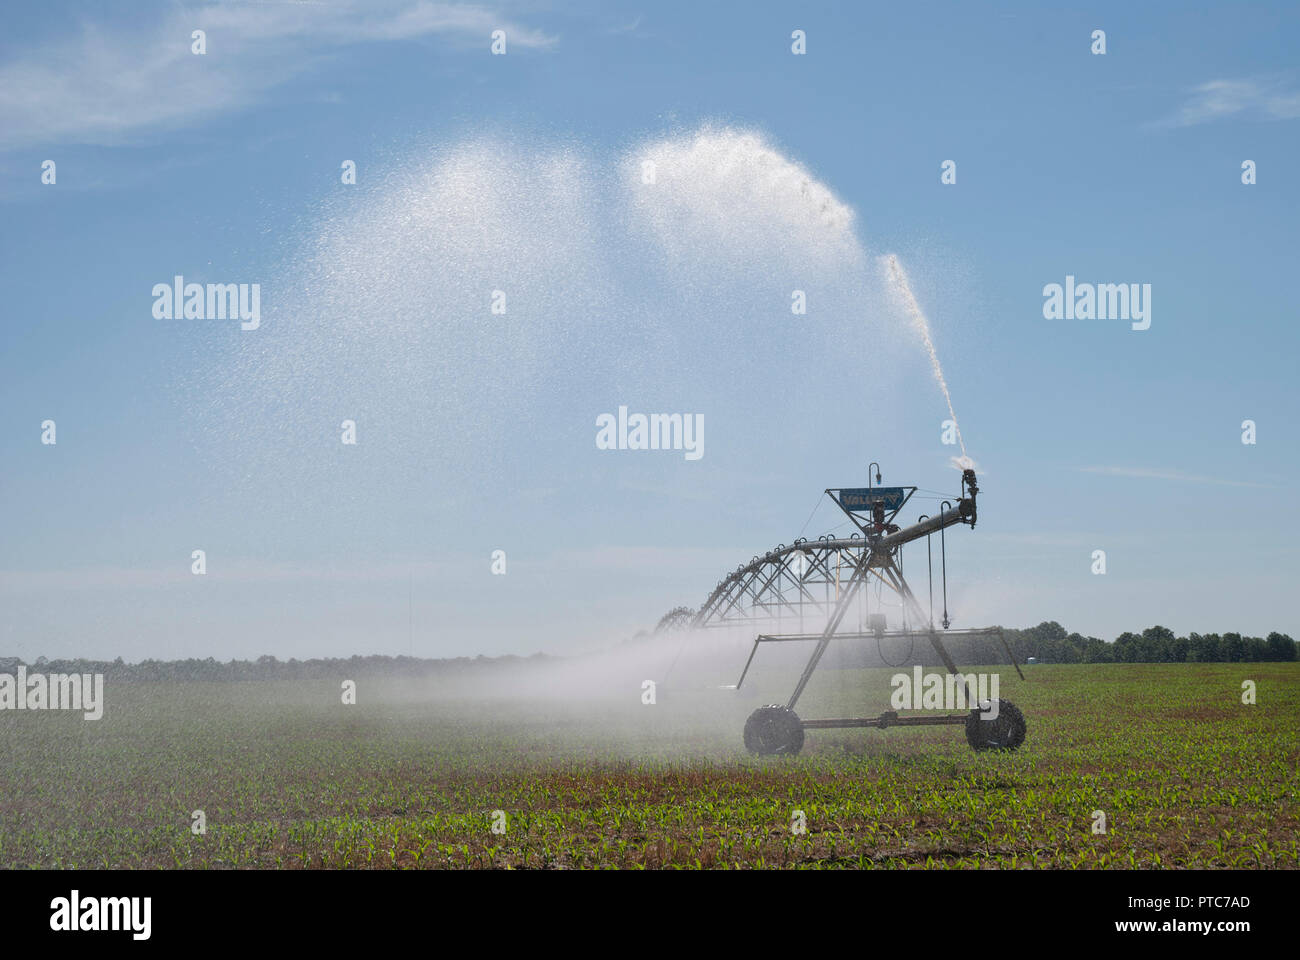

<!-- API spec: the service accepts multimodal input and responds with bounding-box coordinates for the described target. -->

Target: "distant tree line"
[0,652,554,682]
[945,622,1296,665]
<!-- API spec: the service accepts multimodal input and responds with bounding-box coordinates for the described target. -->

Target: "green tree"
[1082,636,1114,663]
[1115,631,1145,662]
[1266,632,1297,661]
[1141,625,1176,662]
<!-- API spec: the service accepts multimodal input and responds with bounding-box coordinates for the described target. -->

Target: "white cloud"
[1078,466,1280,489]
[1161,77,1300,128]
[0,1,557,150]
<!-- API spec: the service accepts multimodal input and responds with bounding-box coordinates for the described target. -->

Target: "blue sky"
[1,1,1297,661]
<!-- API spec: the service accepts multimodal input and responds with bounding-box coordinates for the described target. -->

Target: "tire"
[743,704,805,756]
[965,698,1026,751]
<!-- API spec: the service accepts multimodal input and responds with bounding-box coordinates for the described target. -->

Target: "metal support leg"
[786,559,871,710]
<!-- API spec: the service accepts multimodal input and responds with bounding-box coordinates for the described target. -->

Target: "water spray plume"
[881,253,970,467]
[626,126,861,276]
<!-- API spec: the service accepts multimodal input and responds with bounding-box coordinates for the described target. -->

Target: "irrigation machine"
[687,463,1027,755]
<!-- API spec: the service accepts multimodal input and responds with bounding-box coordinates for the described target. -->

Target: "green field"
[2,662,1296,869]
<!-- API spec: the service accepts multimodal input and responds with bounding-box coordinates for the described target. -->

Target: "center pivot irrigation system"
[688,464,1027,755]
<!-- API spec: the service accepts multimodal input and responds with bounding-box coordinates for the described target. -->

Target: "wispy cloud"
[980,531,1107,548]
[0,545,744,592]
[0,558,465,591]
[0,1,557,150]
[547,545,746,575]
[1159,77,1300,128]
[1078,466,1280,489]
[606,15,644,36]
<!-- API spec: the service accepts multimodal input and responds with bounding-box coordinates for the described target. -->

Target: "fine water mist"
[195,127,883,499]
